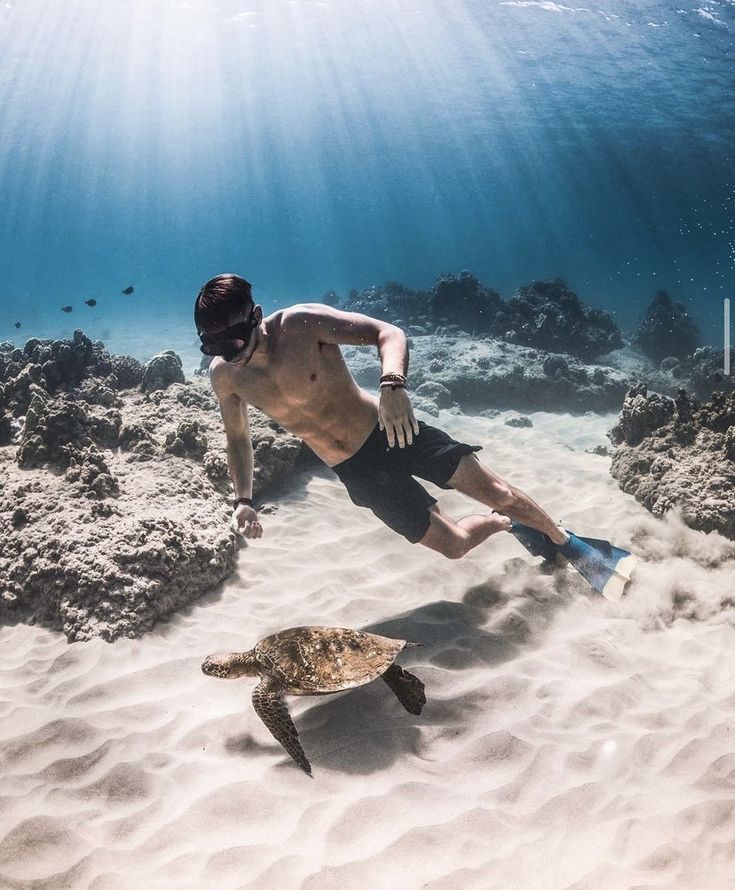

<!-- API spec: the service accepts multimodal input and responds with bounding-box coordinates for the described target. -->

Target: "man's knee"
[449,455,515,509]
[444,539,468,559]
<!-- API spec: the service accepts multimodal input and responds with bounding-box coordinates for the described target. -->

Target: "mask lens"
[198,315,257,360]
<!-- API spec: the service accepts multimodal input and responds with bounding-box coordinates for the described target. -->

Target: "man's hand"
[232,504,263,539]
[379,387,419,448]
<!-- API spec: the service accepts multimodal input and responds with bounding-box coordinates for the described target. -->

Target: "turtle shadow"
[238,561,587,776]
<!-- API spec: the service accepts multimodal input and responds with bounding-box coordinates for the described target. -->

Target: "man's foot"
[486,511,513,535]
[458,511,512,539]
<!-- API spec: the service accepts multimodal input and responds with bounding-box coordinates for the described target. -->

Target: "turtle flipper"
[382,664,426,715]
[251,678,312,776]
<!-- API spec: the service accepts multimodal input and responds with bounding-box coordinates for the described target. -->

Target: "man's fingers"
[411,415,420,435]
[232,512,262,539]
[385,418,418,448]
[249,521,264,538]
[390,419,413,448]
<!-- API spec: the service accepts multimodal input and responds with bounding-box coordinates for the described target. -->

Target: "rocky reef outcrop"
[664,346,735,400]
[343,334,630,414]
[429,271,503,335]
[632,290,701,364]
[610,384,735,539]
[141,350,186,393]
[494,279,623,361]
[342,280,432,332]
[0,333,305,642]
[342,273,622,361]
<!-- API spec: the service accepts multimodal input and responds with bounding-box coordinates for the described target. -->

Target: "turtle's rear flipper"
[252,678,312,776]
[382,664,426,715]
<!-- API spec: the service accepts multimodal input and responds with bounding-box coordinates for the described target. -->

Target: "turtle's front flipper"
[382,664,426,715]
[251,678,312,776]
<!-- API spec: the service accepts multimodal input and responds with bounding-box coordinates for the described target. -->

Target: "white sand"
[1,409,735,890]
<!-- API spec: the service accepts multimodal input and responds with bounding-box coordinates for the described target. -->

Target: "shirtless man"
[195,274,568,556]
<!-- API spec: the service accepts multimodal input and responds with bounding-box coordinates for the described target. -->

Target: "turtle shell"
[254,626,409,694]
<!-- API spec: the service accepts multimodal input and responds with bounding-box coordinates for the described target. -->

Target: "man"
[195,273,568,557]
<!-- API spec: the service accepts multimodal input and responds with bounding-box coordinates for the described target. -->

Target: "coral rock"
[140,351,185,393]
[633,290,701,364]
[430,271,503,333]
[0,366,307,641]
[610,387,735,539]
[165,420,208,460]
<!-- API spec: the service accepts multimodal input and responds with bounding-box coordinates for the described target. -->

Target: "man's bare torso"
[211,306,380,465]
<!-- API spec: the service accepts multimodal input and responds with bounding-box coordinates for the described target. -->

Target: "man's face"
[199,304,261,364]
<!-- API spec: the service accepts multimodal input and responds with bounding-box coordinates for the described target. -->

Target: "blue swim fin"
[510,523,637,600]
[509,522,559,563]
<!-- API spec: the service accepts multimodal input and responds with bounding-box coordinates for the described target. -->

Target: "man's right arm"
[210,364,263,539]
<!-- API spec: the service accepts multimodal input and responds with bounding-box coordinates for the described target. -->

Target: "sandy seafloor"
[1,408,735,890]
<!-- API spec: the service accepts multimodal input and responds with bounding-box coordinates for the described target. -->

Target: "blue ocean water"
[0,0,733,349]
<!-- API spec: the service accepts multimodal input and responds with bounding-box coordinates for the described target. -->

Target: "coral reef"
[140,350,185,393]
[164,420,208,459]
[343,334,629,414]
[496,279,623,361]
[610,385,735,539]
[0,334,306,642]
[430,271,503,334]
[505,415,533,428]
[342,274,622,360]
[343,280,431,331]
[632,290,701,364]
[666,346,735,400]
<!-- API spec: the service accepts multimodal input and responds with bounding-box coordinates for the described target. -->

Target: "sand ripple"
[1,411,734,888]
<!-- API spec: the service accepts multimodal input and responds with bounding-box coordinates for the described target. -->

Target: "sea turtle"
[202,625,426,775]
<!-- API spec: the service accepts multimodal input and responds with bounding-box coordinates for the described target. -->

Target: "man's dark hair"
[194,274,253,332]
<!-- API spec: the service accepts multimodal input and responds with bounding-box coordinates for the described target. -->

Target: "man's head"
[194,273,262,363]
[195,273,253,332]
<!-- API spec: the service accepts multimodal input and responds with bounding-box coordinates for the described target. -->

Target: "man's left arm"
[288,304,420,448]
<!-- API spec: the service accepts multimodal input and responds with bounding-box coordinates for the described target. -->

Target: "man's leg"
[417,504,511,559]
[446,453,567,545]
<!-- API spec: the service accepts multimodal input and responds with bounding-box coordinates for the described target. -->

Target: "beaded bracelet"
[380,372,407,385]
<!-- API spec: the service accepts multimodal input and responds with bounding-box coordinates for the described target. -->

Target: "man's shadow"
[225,558,589,775]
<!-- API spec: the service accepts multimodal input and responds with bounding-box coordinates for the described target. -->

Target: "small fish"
[14,321,21,328]
[61,305,73,313]
[121,286,134,295]
[85,299,97,307]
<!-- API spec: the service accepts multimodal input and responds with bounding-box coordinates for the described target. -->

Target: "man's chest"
[238,348,336,412]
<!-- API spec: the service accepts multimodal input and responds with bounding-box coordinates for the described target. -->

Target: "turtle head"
[201,650,260,679]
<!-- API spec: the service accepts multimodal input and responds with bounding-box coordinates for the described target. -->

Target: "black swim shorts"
[331,420,482,544]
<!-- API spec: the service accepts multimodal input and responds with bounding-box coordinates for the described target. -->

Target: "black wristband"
[232,497,254,511]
